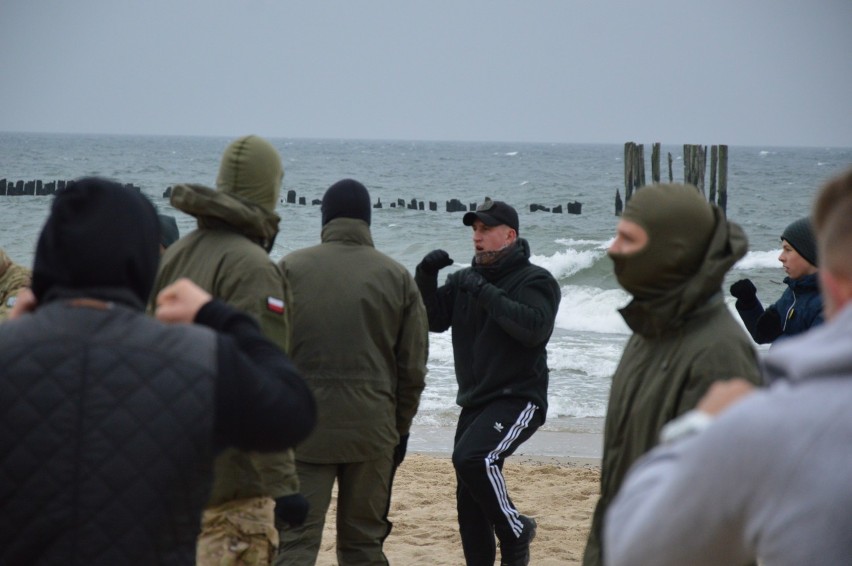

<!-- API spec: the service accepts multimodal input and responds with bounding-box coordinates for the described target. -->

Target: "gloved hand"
[275,493,310,527]
[729,279,758,308]
[393,433,409,467]
[418,249,453,275]
[458,269,486,297]
[755,307,784,343]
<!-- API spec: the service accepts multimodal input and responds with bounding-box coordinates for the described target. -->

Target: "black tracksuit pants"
[452,397,542,566]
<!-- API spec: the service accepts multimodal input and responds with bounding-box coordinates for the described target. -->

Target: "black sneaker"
[499,516,537,566]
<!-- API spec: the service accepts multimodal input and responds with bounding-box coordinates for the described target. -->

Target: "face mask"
[612,184,716,299]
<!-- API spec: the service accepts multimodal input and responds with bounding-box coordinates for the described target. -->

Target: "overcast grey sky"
[2,0,850,147]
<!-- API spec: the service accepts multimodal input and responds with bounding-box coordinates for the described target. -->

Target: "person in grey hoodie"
[604,167,852,566]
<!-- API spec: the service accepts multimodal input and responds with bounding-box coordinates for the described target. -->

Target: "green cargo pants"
[276,453,395,566]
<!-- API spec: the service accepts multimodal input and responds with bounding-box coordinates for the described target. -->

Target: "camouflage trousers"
[197,496,278,566]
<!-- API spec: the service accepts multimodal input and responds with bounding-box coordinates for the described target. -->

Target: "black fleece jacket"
[416,239,561,415]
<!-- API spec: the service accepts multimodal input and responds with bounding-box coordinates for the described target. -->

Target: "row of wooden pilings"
[617,142,729,215]
[282,191,582,215]
[0,178,142,196]
[1,180,583,215]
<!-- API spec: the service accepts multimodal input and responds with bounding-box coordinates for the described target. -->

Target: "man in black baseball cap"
[415,196,561,566]
[462,197,520,233]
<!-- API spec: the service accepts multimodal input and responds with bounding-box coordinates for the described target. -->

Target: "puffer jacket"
[279,218,428,463]
[150,183,297,505]
[736,273,824,344]
[416,238,561,415]
[1,287,219,565]
[583,209,762,566]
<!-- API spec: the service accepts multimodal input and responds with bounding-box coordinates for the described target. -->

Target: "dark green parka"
[279,218,428,463]
[583,207,762,566]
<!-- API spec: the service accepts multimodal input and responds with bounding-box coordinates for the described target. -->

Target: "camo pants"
[197,496,278,566]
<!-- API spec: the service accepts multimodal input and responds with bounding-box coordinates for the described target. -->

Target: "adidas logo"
[494,422,504,432]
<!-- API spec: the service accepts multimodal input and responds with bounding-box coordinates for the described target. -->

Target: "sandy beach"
[312,452,601,565]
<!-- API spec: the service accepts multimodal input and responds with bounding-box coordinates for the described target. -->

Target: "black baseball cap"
[463,197,519,233]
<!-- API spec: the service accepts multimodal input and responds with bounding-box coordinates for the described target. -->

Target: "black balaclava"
[609,184,715,300]
[321,178,372,226]
[31,177,160,304]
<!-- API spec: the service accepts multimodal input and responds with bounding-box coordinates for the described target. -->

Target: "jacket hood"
[170,183,280,250]
[31,177,160,306]
[762,303,852,383]
[216,135,283,212]
[619,206,748,336]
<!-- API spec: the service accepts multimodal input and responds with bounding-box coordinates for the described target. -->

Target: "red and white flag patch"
[267,296,285,315]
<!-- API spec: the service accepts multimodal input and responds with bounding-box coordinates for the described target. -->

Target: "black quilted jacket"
[0,291,219,565]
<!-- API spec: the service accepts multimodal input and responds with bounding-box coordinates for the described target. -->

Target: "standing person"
[582,184,762,566]
[0,177,316,565]
[275,178,428,565]
[0,247,31,320]
[150,135,306,565]
[604,168,852,566]
[415,198,561,566]
[730,216,823,344]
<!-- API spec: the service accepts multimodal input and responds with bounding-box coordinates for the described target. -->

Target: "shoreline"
[408,424,603,465]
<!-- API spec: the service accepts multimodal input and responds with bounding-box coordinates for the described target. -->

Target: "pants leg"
[452,399,542,563]
[196,496,278,566]
[335,452,395,566]
[275,462,336,566]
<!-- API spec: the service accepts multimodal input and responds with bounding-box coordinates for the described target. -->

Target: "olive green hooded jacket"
[279,218,428,463]
[149,136,299,505]
[583,206,762,566]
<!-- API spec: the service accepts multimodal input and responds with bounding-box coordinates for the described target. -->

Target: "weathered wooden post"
[667,152,674,183]
[615,189,623,216]
[718,145,729,215]
[651,143,661,184]
[624,142,635,202]
[633,143,646,190]
[709,145,718,205]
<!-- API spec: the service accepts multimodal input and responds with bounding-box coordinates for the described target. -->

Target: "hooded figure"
[33,177,160,307]
[0,177,317,565]
[583,184,761,566]
[149,136,303,565]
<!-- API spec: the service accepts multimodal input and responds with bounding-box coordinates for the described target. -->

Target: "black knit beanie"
[781,217,817,267]
[321,178,371,226]
[31,177,161,304]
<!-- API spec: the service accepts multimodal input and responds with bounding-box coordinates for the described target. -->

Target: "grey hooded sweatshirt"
[604,304,852,566]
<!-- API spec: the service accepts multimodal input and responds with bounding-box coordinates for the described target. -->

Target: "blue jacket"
[736,273,824,344]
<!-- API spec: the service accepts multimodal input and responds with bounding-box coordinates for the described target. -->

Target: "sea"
[2,132,850,459]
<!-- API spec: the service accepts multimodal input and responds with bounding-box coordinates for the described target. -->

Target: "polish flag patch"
[267,296,285,315]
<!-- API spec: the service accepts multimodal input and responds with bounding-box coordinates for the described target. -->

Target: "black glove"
[393,433,409,467]
[458,269,486,297]
[418,249,453,275]
[755,307,784,343]
[729,279,758,307]
[275,493,310,527]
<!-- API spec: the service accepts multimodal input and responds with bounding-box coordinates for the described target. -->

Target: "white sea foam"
[531,248,603,279]
[733,250,779,270]
[554,237,611,249]
[504,151,518,156]
[555,285,631,334]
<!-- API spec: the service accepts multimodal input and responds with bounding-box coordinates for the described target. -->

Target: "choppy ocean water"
[2,132,850,457]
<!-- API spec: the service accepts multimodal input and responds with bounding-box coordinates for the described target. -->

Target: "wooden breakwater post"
[617,142,729,215]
